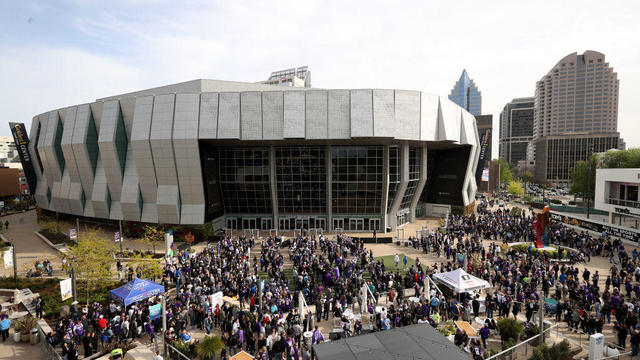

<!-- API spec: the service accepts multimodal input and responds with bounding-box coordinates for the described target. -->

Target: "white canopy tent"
[432,268,490,293]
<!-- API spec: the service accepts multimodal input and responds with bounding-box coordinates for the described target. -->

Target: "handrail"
[485,324,560,360]
[167,343,191,360]
[37,322,64,360]
[607,197,640,209]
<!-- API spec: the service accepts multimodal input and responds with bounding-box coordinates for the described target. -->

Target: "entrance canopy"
[109,278,165,307]
[432,268,489,293]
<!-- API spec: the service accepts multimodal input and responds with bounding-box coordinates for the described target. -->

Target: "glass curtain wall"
[399,147,422,210]
[275,146,326,214]
[218,147,272,214]
[331,146,384,215]
[387,146,400,210]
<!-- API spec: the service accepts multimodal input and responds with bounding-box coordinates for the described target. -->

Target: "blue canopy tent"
[109,278,165,307]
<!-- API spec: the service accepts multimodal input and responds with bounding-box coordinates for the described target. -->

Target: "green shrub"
[568,200,576,205]
[196,335,225,360]
[550,199,562,204]
[172,340,194,358]
[497,318,523,342]
[530,340,578,360]
[502,338,517,350]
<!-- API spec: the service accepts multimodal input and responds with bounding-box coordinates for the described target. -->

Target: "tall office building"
[448,70,482,116]
[499,97,534,167]
[533,51,620,184]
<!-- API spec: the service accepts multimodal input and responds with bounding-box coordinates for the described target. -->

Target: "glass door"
[356,219,364,231]
[316,218,326,230]
[262,218,272,230]
[369,219,380,231]
[226,218,237,230]
[333,218,343,231]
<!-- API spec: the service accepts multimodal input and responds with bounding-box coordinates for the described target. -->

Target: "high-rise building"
[258,66,311,87]
[533,51,620,184]
[474,115,492,191]
[499,97,534,167]
[448,70,482,116]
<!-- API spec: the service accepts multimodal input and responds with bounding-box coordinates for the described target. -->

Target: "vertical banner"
[114,232,121,242]
[69,228,77,240]
[60,278,73,301]
[165,230,174,257]
[475,127,491,185]
[3,247,13,269]
[9,123,37,195]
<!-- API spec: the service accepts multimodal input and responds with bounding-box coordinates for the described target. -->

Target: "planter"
[21,332,29,342]
[604,346,619,357]
[12,331,21,343]
[30,328,39,344]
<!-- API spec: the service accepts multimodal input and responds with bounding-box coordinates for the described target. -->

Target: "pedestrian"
[0,315,10,342]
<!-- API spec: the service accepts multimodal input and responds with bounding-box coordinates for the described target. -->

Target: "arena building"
[27,79,479,232]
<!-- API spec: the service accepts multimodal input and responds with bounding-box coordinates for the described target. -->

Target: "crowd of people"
[22,194,640,360]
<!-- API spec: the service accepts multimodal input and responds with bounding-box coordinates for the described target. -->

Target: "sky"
[1,0,639,157]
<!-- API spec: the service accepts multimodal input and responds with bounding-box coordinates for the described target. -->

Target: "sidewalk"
[0,211,61,278]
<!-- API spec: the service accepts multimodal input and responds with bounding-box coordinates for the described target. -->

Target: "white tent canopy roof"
[432,268,490,293]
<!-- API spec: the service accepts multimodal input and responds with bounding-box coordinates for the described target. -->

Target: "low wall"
[550,210,640,245]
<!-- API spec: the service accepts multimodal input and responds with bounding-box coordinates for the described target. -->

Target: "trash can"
[30,329,39,344]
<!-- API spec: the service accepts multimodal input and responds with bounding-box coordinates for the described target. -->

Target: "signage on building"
[8,122,37,195]
[475,128,491,184]
[614,207,640,218]
[397,208,410,216]
[550,211,640,243]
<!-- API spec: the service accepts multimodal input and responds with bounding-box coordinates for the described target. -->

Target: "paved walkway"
[0,211,62,278]
[0,328,46,360]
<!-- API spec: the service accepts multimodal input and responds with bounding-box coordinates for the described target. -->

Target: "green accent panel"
[137,187,143,216]
[81,190,86,208]
[54,119,66,173]
[114,112,128,176]
[106,189,112,213]
[86,113,99,175]
[46,187,51,203]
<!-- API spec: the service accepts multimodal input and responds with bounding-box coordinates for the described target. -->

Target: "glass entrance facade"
[198,142,469,232]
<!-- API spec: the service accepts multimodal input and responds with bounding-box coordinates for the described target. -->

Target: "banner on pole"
[114,232,121,242]
[69,229,77,240]
[3,248,13,269]
[60,278,73,301]
[149,303,162,320]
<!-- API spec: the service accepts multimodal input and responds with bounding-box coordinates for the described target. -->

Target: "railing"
[167,343,191,360]
[608,197,640,209]
[37,323,64,360]
[486,324,560,360]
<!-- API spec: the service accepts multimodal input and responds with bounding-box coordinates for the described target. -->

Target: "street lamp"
[586,145,594,219]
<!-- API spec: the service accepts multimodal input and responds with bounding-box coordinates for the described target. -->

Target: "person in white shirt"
[154,350,163,360]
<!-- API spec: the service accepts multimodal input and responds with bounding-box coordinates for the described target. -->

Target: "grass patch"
[374,254,416,272]
[258,268,297,291]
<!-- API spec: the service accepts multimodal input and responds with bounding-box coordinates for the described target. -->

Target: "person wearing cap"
[632,327,640,357]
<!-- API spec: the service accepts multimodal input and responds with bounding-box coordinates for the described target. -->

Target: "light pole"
[586,145,594,219]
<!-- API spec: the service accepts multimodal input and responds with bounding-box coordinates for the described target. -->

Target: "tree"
[64,230,117,304]
[569,154,598,200]
[507,181,524,196]
[196,335,225,360]
[519,170,533,185]
[493,158,513,184]
[139,225,164,255]
[132,254,163,280]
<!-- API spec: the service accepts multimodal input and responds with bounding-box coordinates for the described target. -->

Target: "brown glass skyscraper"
[533,51,620,185]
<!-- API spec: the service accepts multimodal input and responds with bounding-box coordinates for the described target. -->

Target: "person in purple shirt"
[311,326,324,344]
